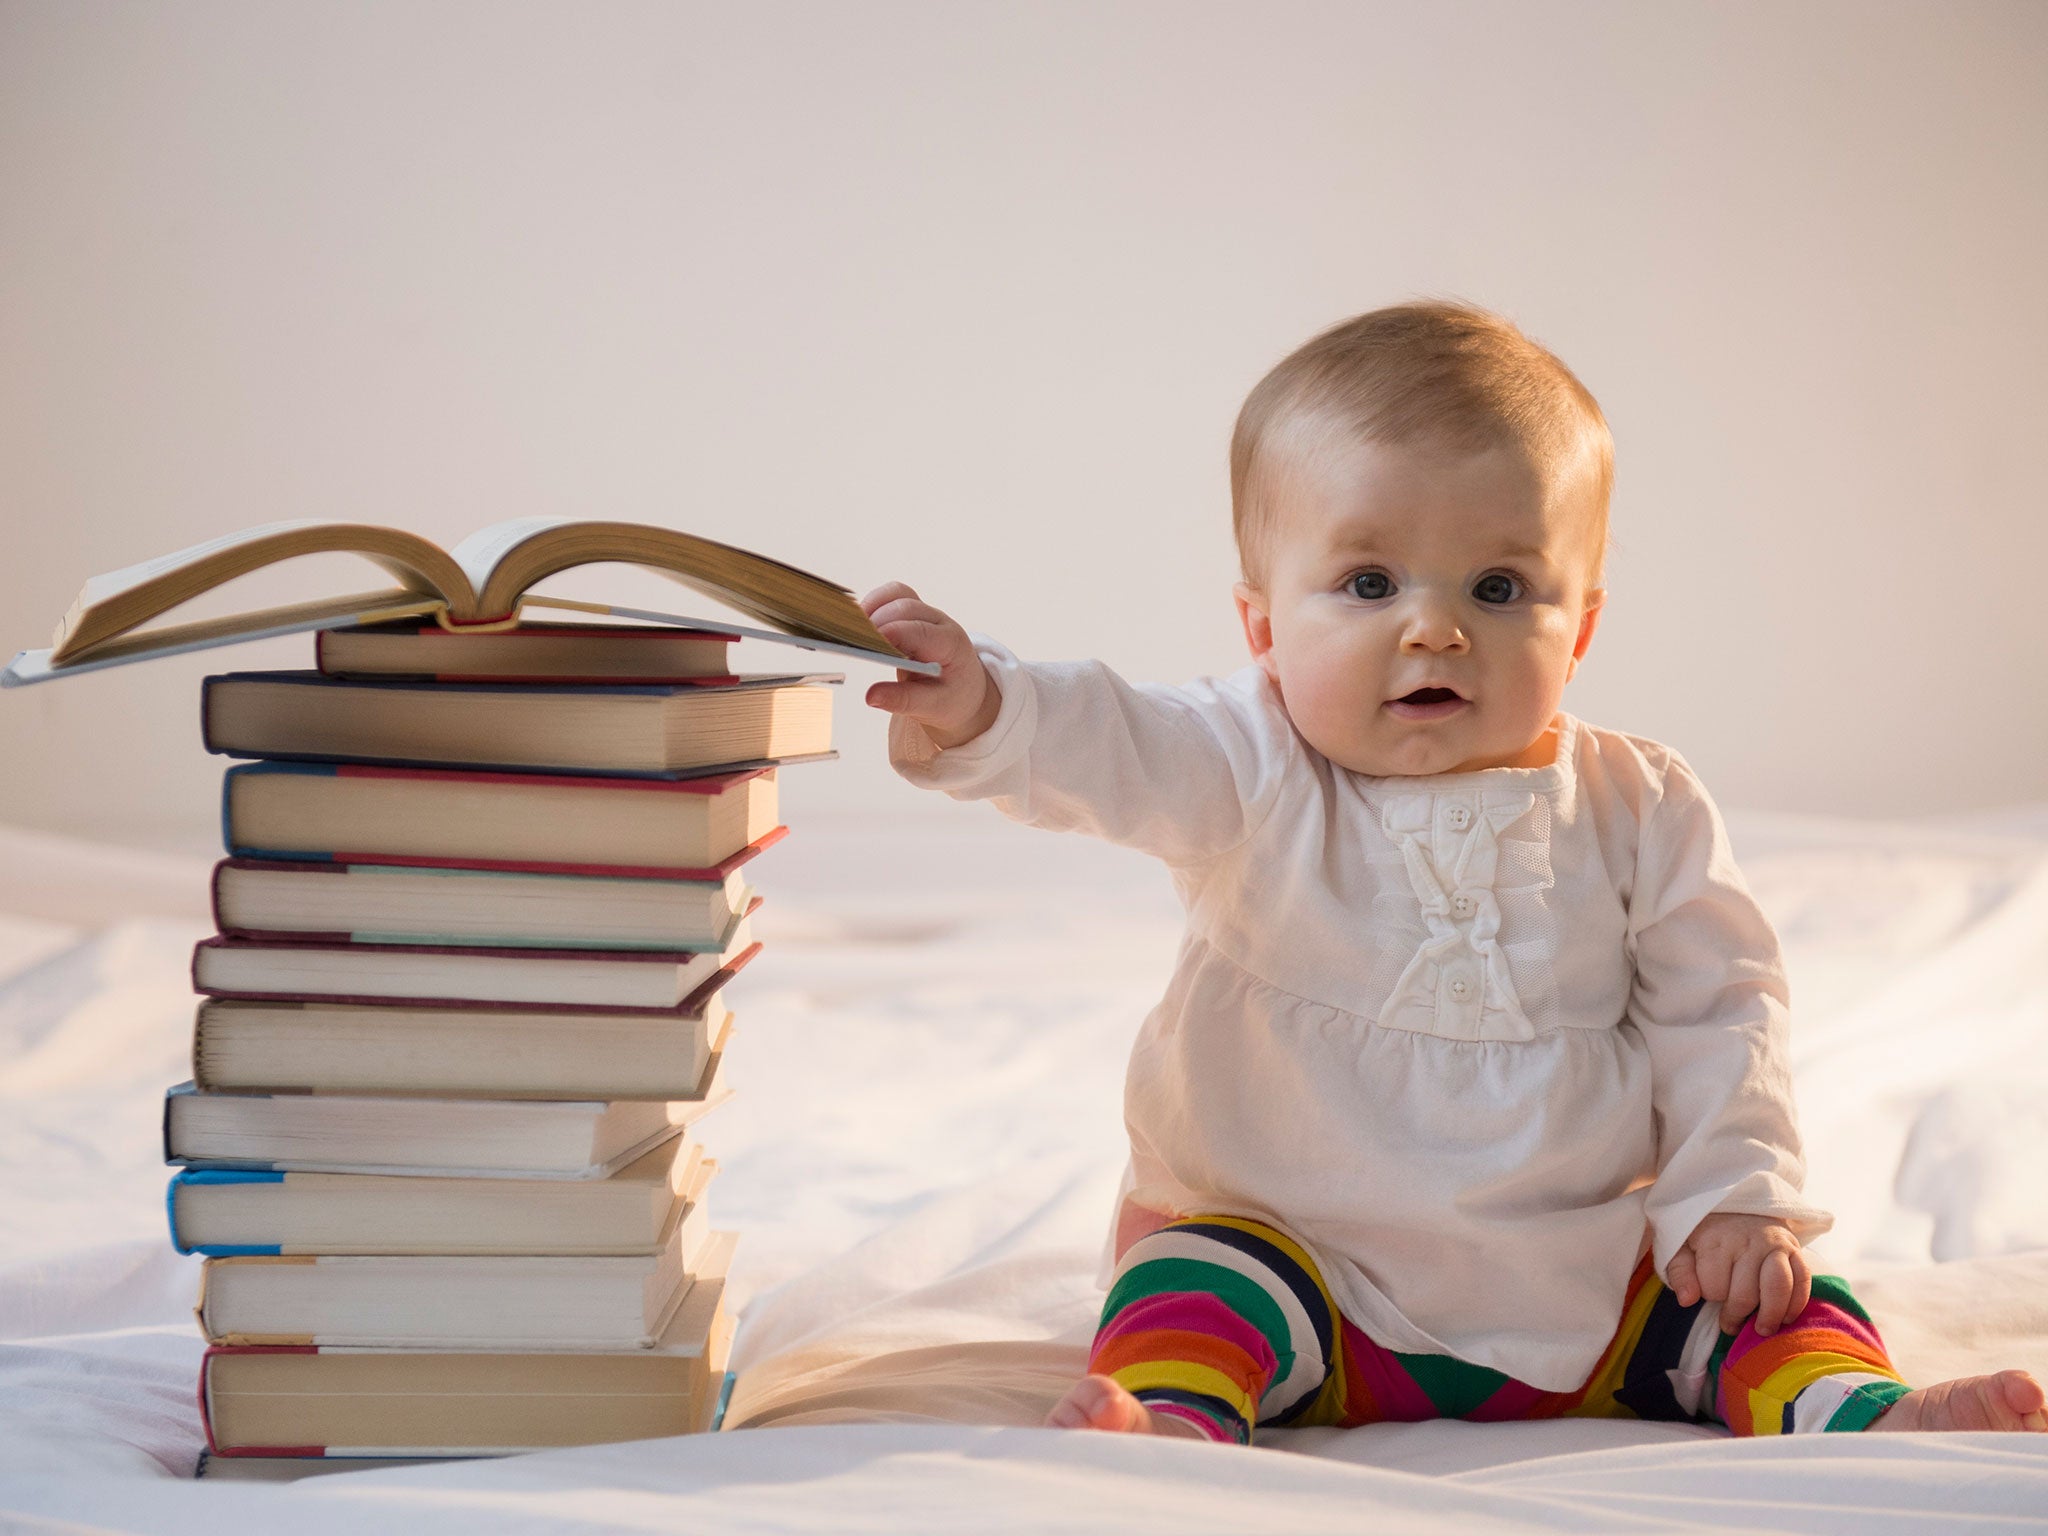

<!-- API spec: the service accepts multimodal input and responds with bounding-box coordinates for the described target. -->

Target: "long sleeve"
[1625,751,1833,1275]
[887,635,1293,869]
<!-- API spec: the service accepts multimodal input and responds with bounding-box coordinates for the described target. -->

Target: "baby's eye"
[1472,572,1523,605]
[1349,570,1395,601]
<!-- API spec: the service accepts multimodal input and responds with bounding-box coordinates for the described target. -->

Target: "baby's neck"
[1442,720,1561,775]
[1501,724,1561,771]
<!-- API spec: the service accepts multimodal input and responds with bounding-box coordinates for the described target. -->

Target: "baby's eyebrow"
[1323,538,1554,564]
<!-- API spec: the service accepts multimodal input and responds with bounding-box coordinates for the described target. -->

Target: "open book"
[4,518,937,685]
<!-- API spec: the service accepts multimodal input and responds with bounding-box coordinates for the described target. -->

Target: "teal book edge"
[712,1369,737,1431]
[167,1165,286,1257]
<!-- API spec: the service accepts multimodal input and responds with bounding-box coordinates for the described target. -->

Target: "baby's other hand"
[860,582,1002,750]
[1666,1212,1811,1336]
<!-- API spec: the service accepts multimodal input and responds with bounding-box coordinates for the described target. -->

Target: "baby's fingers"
[1719,1257,1761,1335]
[1754,1249,1795,1336]
[861,581,921,616]
[1787,1251,1813,1324]
[1665,1248,1701,1309]
[873,615,964,665]
[864,676,947,715]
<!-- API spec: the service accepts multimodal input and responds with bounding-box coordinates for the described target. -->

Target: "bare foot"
[1044,1374,1212,1439]
[1869,1370,2048,1432]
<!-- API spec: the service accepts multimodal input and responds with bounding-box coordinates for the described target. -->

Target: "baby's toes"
[1997,1370,2047,1430]
[1953,1370,2048,1430]
[1046,1374,1144,1432]
[1874,1370,2048,1432]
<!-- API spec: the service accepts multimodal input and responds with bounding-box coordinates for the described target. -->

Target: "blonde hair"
[1230,302,1612,589]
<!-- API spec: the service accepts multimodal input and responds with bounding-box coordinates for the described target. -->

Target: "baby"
[862,303,2046,1443]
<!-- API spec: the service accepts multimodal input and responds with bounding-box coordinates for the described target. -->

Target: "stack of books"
[9,517,928,1468]
[161,619,839,1462]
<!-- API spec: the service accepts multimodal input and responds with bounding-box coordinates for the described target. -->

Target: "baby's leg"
[1564,1264,1907,1432]
[1712,1269,2031,1441]
[1605,1267,2044,1434]
[1047,1216,1338,1445]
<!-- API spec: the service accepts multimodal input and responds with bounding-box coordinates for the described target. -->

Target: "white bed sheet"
[2,803,2046,1532]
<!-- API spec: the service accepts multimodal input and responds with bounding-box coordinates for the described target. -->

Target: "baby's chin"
[1306,721,1536,779]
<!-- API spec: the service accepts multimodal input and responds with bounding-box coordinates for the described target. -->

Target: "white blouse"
[890,639,1831,1391]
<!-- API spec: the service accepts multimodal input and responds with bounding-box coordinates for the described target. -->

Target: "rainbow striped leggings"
[1092,1215,1909,1444]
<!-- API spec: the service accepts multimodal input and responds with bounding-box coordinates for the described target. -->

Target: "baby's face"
[1236,437,1605,778]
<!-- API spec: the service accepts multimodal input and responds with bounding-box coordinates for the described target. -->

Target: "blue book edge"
[167,1164,286,1257]
[711,1370,737,1432]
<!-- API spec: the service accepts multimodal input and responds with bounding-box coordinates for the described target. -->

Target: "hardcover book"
[163,1054,726,1176]
[202,670,837,777]
[18,518,918,677]
[200,1232,736,1456]
[221,761,782,875]
[192,975,740,1100]
[169,1134,708,1257]
[198,1159,716,1348]
[316,619,739,683]
[191,913,758,1010]
[212,858,757,951]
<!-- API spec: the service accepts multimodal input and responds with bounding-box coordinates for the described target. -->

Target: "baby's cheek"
[1292,683,1378,763]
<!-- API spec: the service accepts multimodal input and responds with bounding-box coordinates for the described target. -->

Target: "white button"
[1452,894,1475,917]
[1448,973,1474,1000]
[1447,806,1472,830]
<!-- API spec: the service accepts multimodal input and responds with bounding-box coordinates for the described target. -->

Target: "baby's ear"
[1567,588,1606,680]
[1233,583,1280,683]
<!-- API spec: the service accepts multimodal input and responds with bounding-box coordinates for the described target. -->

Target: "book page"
[465,522,902,661]
[447,518,575,600]
[53,523,469,664]
[69,522,336,608]
[4,592,446,688]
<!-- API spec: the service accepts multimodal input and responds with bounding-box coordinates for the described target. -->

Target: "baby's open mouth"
[1394,687,1463,705]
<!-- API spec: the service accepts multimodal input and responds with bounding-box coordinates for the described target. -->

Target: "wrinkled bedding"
[2,805,2046,1532]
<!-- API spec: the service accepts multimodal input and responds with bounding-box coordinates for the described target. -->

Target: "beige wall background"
[3,0,2044,852]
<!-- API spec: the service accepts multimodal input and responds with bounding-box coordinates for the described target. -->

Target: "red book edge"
[190,941,762,1015]
[318,620,740,656]
[314,626,745,686]
[193,946,757,1023]
[211,826,787,928]
[319,762,775,794]
[311,821,786,878]
[200,1344,323,1457]
[422,672,741,686]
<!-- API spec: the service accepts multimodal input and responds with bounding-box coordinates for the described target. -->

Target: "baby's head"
[1230,302,1612,778]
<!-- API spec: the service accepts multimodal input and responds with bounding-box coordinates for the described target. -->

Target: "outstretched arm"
[857,582,1294,868]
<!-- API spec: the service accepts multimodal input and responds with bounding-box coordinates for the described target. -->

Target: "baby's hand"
[1666,1212,1812,1336]
[860,582,1002,750]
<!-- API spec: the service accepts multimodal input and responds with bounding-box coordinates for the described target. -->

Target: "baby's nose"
[1401,604,1469,651]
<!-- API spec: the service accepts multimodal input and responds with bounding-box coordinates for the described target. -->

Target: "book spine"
[168,1168,287,1256]
[711,1369,737,1431]
[221,832,783,883]
[200,935,724,963]
[417,672,744,686]
[160,1081,198,1164]
[320,762,770,794]
[228,831,778,888]
[200,1345,324,1457]
[181,943,754,1017]
[222,761,339,857]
